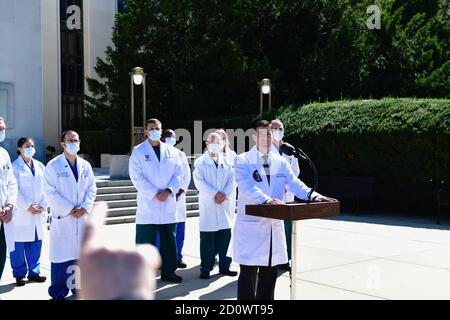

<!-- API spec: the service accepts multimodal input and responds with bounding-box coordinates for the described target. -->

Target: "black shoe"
[219,269,238,277]
[200,271,210,279]
[15,277,26,287]
[279,263,291,272]
[28,275,47,283]
[161,274,183,283]
[177,261,187,269]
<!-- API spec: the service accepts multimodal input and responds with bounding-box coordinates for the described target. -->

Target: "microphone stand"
[294,147,319,203]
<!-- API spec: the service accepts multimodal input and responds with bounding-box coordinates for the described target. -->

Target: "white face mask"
[165,137,176,146]
[0,130,5,143]
[149,130,161,142]
[208,143,221,154]
[65,143,80,156]
[23,147,36,159]
[273,130,284,141]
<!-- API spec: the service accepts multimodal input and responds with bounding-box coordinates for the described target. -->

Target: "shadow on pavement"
[324,212,450,231]
[0,282,16,294]
[155,264,238,300]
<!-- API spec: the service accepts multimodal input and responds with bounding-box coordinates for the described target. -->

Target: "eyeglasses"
[65,139,80,143]
[271,128,284,132]
[148,128,161,131]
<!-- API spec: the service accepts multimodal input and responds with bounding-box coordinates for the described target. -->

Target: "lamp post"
[259,78,272,118]
[130,67,147,150]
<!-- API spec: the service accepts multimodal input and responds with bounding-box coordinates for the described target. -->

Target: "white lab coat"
[222,149,238,215]
[129,140,181,225]
[193,153,235,232]
[174,147,191,223]
[271,144,300,202]
[44,154,97,263]
[0,147,17,253]
[231,147,320,266]
[12,157,47,242]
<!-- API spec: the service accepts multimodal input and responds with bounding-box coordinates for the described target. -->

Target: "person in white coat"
[193,132,238,279]
[129,119,183,283]
[233,120,335,300]
[10,137,48,286]
[270,119,300,271]
[161,129,191,268]
[0,117,17,281]
[216,129,238,214]
[44,130,97,299]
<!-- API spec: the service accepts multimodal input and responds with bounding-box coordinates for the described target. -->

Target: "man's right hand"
[214,192,226,204]
[28,205,45,214]
[264,198,285,205]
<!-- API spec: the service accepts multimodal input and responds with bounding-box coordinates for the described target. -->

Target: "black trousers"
[237,232,278,300]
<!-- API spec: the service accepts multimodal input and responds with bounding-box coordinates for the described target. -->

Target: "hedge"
[269,98,450,211]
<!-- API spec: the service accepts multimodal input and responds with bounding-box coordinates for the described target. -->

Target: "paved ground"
[1,211,450,300]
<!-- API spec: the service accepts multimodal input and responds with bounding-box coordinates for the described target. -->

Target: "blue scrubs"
[156,222,186,262]
[48,260,78,299]
[10,230,42,279]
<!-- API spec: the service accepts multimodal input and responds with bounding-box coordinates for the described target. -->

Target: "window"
[118,0,127,13]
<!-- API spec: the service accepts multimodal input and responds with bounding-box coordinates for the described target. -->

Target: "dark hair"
[60,130,78,142]
[161,129,175,142]
[144,118,162,129]
[17,137,34,155]
[254,120,271,130]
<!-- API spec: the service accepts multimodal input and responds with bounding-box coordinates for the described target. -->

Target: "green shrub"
[269,98,450,210]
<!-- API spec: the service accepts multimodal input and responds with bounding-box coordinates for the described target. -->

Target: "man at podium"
[232,120,334,300]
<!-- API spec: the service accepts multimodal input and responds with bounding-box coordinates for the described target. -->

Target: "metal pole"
[259,90,263,118]
[290,220,297,300]
[142,74,146,128]
[130,75,135,151]
[268,91,272,112]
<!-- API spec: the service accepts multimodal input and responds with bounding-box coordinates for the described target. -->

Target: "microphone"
[279,142,318,203]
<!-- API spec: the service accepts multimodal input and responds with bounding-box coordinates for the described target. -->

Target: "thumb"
[81,202,108,253]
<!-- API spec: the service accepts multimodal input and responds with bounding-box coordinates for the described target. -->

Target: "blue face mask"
[0,130,5,143]
[165,137,176,146]
[65,143,80,156]
[23,147,36,159]
[149,130,161,142]
[208,143,221,154]
[273,130,284,141]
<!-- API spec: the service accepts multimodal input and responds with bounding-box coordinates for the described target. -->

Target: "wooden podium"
[246,201,340,300]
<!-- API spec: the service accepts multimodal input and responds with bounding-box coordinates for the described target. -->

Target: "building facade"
[0,0,121,162]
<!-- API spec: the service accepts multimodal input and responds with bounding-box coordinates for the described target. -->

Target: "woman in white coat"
[44,130,97,299]
[193,132,237,279]
[10,137,47,286]
[0,117,17,281]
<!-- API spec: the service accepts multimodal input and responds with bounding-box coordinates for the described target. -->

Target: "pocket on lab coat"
[51,216,76,238]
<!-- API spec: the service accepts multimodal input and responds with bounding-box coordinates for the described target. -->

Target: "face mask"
[0,130,5,143]
[149,130,161,141]
[165,137,176,146]
[65,143,80,156]
[208,143,221,154]
[273,130,284,141]
[23,147,36,159]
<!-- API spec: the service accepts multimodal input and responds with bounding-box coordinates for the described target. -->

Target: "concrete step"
[96,193,138,202]
[96,193,198,203]
[97,186,136,194]
[105,199,137,209]
[96,180,134,188]
[105,209,200,225]
[105,202,199,217]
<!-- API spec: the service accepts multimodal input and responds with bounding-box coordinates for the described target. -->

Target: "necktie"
[262,154,270,185]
